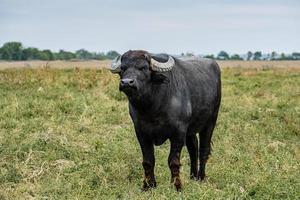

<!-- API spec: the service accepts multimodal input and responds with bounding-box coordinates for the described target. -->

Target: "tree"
[204,54,215,59]
[247,51,253,60]
[22,47,40,60]
[292,52,300,60]
[75,49,93,60]
[94,52,107,60]
[217,51,229,60]
[106,51,120,59]
[230,54,243,60]
[253,51,262,60]
[271,51,277,60]
[0,42,23,60]
[39,50,54,60]
[280,53,286,60]
[185,52,195,57]
[56,50,76,60]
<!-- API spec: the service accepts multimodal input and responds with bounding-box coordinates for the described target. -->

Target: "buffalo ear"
[151,72,169,84]
[143,53,151,63]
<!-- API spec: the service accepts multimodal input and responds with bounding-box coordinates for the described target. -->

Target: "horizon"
[1,0,299,55]
[1,41,299,57]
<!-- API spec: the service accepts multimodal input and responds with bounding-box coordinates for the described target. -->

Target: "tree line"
[0,42,120,61]
[199,50,300,60]
[1,41,299,61]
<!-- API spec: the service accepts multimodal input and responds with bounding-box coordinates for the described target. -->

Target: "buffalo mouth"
[119,85,137,96]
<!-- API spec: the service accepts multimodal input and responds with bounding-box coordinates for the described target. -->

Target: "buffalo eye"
[139,64,148,71]
[120,65,127,71]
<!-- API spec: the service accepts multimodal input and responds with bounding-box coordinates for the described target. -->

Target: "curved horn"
[150,55,175,72]
[110,55,122,73]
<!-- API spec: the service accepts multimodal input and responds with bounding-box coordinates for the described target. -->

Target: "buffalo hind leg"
[168,138,184,191]
[198,112,219,181]
[186,134,198,179]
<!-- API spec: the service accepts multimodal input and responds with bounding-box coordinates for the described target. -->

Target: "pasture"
[0,61,299,199]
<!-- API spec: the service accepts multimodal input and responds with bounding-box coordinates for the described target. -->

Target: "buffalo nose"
[120,78,136,88]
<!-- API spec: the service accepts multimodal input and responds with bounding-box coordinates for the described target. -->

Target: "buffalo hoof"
[175,183,182,192]
[172,177,182,192]
[142,181,156,191]
[190,174,198,180]
[197,174,206,181]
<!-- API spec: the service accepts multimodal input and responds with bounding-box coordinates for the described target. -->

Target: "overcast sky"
[1,0,299,55]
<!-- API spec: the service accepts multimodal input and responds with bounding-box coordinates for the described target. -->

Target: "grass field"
[0,63,299,199]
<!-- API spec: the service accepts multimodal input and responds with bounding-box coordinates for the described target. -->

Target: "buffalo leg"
[198,114,218,180]
[138,138,156,190]
[168,138,184,191]
[186,134,198,179]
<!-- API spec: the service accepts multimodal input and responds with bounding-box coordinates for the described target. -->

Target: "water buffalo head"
[109,50,175,98]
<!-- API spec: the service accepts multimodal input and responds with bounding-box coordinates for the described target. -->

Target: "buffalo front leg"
[168,138,184,191]
[138,138,156,191]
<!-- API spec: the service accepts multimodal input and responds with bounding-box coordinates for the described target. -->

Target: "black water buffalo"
[109,50,221,191]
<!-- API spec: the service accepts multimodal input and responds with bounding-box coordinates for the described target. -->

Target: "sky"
[0,0,299,55]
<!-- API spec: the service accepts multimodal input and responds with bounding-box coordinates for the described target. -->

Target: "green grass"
[0,67,299,199]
